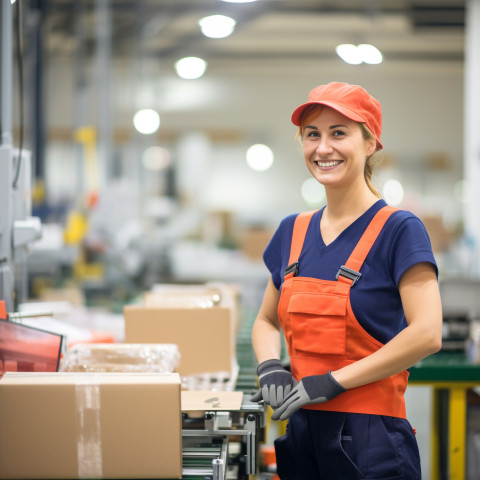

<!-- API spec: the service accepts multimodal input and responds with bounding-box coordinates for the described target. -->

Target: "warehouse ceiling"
[40,0,465,65]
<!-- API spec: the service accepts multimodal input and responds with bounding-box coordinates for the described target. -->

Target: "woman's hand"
[251,359,298,408]
[271,372,346,421]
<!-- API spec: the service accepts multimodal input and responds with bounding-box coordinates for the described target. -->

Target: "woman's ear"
[366,138,377,157]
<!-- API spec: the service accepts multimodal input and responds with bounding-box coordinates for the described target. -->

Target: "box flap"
[182,390,243,412]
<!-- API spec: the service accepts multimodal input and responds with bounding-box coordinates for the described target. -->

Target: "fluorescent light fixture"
[358,44,383,64]
[336,43,383,65]
[175,57,207,79]
[382,179,404,206]
[133,109,160,135]
[246,144,274,171]
[301,178,326,206]
[336,44,362,65]
[198,15,236,39]
[221,0,257,2]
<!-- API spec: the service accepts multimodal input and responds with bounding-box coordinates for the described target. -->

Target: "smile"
[315,160,342,167]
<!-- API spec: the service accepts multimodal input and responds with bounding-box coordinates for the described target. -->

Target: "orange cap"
[291,82,383,150]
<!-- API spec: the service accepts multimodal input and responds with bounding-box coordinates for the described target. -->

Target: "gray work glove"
[271,371,346,421]
[250,359,298,408]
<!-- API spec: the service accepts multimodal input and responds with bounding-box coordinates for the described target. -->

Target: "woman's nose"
[316,137,333,155]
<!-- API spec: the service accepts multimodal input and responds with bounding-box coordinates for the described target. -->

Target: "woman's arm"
[252,277,282,363]
[332,262,443,389]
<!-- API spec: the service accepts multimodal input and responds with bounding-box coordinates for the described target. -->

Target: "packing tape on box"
[75,374,103,478]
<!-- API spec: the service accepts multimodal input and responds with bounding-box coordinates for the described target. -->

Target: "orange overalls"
[278,205,408,418]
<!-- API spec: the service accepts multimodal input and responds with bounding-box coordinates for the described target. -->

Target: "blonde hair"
[359,123,381,198]
[298,105,381,198]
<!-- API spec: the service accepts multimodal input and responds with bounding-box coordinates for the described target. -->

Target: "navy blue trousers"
[274,409,421,480]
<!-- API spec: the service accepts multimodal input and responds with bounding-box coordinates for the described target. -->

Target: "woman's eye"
[332,130,346,137]
[305,130,319,138]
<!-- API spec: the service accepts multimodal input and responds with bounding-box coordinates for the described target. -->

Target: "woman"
[251,82,442,479]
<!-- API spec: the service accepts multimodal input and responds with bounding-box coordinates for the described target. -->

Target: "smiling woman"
[250,82,443,480]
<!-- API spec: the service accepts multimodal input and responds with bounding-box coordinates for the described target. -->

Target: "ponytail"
[359,123,381,198]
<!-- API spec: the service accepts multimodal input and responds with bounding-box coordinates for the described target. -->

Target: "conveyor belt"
[182,437,228,479]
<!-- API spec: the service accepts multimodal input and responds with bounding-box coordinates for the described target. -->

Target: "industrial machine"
[439,277,480,353]
[0,147,43,310]
[1,2,42,311]
[181,395,265,480]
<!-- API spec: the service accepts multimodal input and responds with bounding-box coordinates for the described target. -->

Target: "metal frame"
[181,397,265,480]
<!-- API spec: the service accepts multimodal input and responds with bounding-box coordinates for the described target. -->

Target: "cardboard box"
[144,282,241,334]
[421,215,456,253]
[239,227,274,260]
[0,372,182,479]
[124,305,235,377]
[182,390,243,413]
[144,284,223,308]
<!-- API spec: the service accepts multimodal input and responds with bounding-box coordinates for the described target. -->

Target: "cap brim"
[291,100,365,126]
[291,100,383,151]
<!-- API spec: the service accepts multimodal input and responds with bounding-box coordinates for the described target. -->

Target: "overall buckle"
[284,262,299,277]
[336,265,362,287]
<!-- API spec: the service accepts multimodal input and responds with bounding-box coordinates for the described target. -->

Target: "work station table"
[409,352,480,480]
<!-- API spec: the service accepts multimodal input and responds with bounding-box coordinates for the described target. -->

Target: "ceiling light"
[221,0,257,2]
[382,179,404,205]
[336,43,383,65]
[175,57,207,79]
[358,44,383,64]
[246,144,274,171]
[133,109,160,135]
[301,178,326,206]
[336,44,362,65]
[198,15,236,39]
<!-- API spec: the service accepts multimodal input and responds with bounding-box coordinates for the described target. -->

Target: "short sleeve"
[389,216,438,286]
[263,214,297,290]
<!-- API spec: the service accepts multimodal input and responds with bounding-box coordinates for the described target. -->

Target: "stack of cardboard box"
[0,282,242,479]
[124,283,239,387]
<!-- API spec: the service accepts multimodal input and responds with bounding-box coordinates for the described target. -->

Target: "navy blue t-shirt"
[263,200,437,345]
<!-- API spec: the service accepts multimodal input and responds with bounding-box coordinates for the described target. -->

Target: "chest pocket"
[287,291,347,356]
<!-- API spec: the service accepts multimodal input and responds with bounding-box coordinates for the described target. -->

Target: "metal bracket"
[336,265,362,287]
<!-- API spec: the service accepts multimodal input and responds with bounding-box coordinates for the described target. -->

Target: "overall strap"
[337,206,398,286]
[285,210,317,278]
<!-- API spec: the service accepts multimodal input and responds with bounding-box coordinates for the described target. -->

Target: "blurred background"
[4,0,474,311]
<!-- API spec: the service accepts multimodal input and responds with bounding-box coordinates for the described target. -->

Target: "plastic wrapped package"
[60,343,180,373]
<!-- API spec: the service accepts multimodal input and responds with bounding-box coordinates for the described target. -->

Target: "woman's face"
[301,106,376,191]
